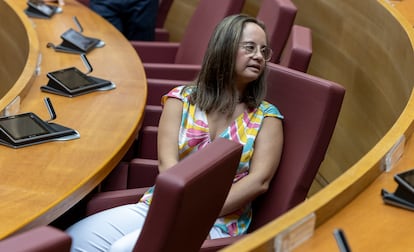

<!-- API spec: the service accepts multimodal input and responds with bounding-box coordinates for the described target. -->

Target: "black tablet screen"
[0,114,49,140]
[400,171,414,187]
[28,2,54,16]
[62,29,97,51]
[51,68,95,90]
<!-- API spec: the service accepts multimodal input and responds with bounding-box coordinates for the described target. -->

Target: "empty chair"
[132,0,245,81]
[96,63,346,249]
[154,0,174,41]
[0,226,71,252]
[86,138,242,252]
[257,0,297,63]
[156,0,173,29]
[134,0,302,131]
[76,0,89,6]
[279,24,312,72]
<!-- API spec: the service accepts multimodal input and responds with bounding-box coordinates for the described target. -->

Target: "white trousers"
[66,202,229,252]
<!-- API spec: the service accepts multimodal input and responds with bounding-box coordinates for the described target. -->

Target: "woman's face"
[234,22,268,88]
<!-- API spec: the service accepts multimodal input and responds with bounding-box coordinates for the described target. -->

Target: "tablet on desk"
[395,169,414,194]
[0,113,78,148]
[59,28,101,53]
[382,168,414,211]
[43,67,114,97]
[25,1,60,19]
[28,2,55,16]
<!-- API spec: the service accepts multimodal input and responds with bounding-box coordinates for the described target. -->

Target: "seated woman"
[66,13,284,252]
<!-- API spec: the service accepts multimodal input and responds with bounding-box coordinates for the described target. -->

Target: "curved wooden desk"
[223,0,414,251]
[0,0,146,239]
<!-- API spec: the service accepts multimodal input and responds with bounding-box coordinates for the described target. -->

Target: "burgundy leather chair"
[203,63,345,250]
[98,63,345,250]
[154,0,174,41]
[86,138,242,252]
[76,0,89,6]
[245,62,345,226]
[279,24,312,73]
[0,226,71,252]
[257,0,297,63]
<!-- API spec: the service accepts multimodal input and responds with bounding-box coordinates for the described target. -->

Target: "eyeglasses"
[239,42,273,62]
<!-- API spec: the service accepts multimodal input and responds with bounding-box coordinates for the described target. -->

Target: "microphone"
[81,54,93,75]
[333,229,352,252]
[44,97,57,123]
[73,16,84,33]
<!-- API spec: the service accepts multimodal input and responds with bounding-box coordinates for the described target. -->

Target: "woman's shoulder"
[168,85,195,99]
[161,85,195,104]
[259,100,284,119]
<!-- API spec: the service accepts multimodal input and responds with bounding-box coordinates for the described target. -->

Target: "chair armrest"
[142,105,163,127]
[143,79,188,128]
[100,162,129,191]
[144,63,201,80]
[130,41,179,63]
[146,79,185,105]
[200,235,246,252]
[127,158,159,188]
[135,128,158,160]
[0,226,72,252]
[86,188,149,216]
[99,158,159,192]
[155,28,170,41]
[279,25,312,73]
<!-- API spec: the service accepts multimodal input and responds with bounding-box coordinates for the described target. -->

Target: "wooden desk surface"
[0,0,146,239]
[390,0,414,25]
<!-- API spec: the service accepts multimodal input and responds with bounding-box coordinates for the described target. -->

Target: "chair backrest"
[257,0,297,63]
[157,0,174,28]
[133,138,242,252]
[279,24,313,73]
[0,226,72,252]
[249,63,345,230]
[76,0,89,6]
[174,0,245,65]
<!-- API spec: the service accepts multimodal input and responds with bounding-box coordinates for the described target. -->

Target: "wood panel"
[0,0,39,113]
[293,0,414,192]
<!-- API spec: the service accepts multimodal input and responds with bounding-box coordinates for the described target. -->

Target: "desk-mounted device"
[47,16,105,54]
[0,97,79,148]
[24,1,62,19]
[382,169,414,211]
[41,54,116,97]
[333,229,352,252]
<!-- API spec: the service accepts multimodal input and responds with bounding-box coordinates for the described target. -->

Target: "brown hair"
[187,14,269,116]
